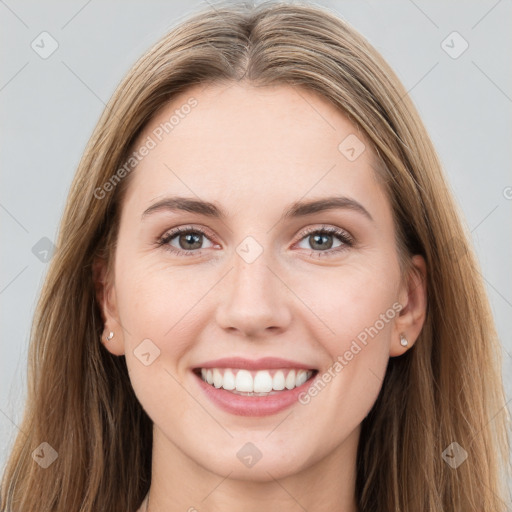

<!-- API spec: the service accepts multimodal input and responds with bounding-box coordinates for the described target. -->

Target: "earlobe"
[390,254,428,357]
[399,334,409,347]
[92,256,125,356]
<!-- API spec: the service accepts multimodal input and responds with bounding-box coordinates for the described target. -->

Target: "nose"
[215,251,292,338]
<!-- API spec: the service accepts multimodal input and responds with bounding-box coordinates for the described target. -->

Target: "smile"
[192,366,319,417]
[194,367,316,395]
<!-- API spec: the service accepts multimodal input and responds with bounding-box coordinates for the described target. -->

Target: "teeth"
[285,369,296,390]
[296,369,308,387]
[213,368,223,388]
[198,367,314,393]
[272,370,285,391]
[222,369,236,390]
[235,369,253,392]
[253,370,273,393]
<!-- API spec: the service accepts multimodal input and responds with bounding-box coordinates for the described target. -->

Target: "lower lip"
[192,370,318,417]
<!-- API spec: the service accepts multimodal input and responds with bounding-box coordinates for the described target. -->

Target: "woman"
[1,1,510,511]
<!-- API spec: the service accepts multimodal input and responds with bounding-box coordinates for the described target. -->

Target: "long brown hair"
[1,1,510,510]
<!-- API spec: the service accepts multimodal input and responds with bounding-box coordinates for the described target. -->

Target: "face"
[97,82,426,483]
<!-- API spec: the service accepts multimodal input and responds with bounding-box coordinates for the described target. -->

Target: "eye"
[157,224,355,258]
[295,225,354,257]
[157,226,215,256]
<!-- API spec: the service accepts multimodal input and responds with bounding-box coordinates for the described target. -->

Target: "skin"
[94,82,427,512]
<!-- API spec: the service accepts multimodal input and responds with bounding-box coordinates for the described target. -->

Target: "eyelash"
[156,224,355,259]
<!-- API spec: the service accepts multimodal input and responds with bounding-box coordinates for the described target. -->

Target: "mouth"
[192,367,319,396]
[190,355,321,416]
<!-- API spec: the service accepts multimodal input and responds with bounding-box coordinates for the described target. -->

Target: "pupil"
[181,233,202,250]
[311,234,332,250]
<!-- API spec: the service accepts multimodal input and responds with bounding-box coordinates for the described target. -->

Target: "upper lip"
[193,357,317,371]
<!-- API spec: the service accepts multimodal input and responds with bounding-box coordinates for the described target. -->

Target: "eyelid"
[294,224,355,245]
[157,223,355,257]
[157,224,217,250]
[158,224,216,242]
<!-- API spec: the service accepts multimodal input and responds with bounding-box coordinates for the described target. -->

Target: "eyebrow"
[141,195,374,223]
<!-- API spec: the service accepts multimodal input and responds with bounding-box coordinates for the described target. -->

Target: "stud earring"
[400,334,408,347]
[105,331,114,342]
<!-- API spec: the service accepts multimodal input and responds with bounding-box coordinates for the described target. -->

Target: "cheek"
[114,257,212,407]
[115,254,202,337]
[116,262,197,419]
[297,260,399,412]
[303,260,400,347]
[294,284,396,441]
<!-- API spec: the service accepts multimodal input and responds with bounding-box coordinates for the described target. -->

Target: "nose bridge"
[215,238,291,336]
[233,247,274,298]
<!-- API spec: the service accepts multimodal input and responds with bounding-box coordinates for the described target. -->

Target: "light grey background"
[1,0,511,478]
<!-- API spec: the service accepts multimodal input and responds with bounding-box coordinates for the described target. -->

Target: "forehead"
[123,82,388,220]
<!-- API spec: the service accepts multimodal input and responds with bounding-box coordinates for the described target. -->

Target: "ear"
[390,254,427,357]
[92,256,125,356]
